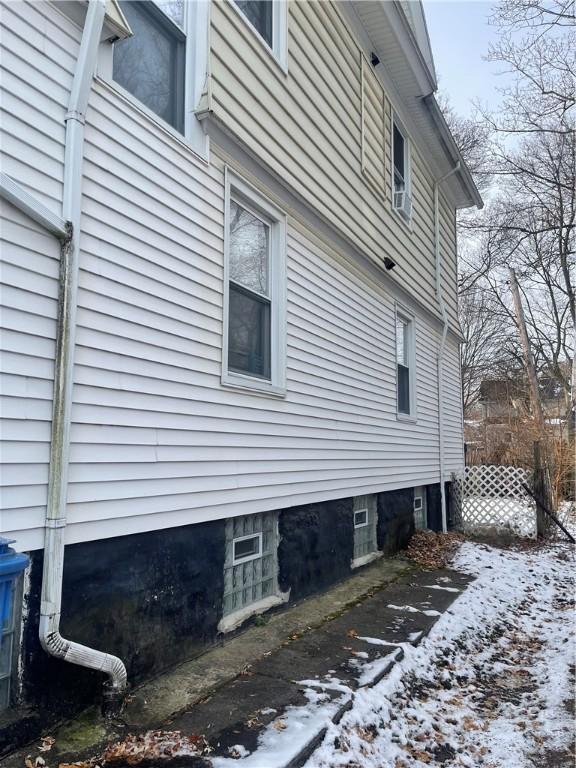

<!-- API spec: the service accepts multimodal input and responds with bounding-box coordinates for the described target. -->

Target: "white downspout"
[39,0,127,713]
[433,162,460,534]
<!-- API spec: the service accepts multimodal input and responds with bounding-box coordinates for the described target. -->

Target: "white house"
[0,0,481,742]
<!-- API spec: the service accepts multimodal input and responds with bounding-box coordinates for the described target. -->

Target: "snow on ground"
[305,538,575,768]
[462,498,537,538]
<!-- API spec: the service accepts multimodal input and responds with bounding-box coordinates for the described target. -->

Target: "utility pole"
[509,268,546,435]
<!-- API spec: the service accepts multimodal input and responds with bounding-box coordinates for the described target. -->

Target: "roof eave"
[422,94,484,210]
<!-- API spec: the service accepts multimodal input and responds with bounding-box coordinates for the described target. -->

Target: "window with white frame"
[396,310,415,416]
[222,512,279,618]
[353,495,378,563]
[223,172,286,394]
[231,0,288,69]
[414,487,427,530]
[107,1,208,152]
[392,120,411,220]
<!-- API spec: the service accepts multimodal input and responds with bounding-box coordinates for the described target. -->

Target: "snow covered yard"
[305,538,575,768]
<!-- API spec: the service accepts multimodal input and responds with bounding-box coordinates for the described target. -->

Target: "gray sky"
[424,1,507,117]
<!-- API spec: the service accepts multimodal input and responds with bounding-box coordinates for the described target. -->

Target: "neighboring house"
[0,0,481,741]
[464,371,573,465]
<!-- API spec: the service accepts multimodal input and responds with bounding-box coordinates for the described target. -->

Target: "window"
[223,171,287,395]
[353,495,378,566]
[221,512,280,625]
[232,532,262,565]
[235,1,273,47]
[231,0,288,70]
[414,487,427,530]
[396,309,415,417]
[106,0,209,154]
[392,120,411,220]
[113,1,186,132]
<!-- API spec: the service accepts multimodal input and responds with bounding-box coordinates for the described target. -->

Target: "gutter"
[39,0,127,714]
[423,94,484,210]
[434,163,461,534]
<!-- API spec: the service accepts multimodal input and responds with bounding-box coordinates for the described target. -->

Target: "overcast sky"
[424,1,507,117]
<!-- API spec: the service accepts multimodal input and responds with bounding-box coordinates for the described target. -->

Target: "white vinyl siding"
[0,1,465,552]
[361,55,386,193]
[209,0,461,328]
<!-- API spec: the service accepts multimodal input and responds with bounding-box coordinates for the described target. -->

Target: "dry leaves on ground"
[102,730,212,763]
[406,530,465,569]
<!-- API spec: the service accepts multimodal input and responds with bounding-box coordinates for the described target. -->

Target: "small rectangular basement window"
[353,495,378,563]
[232,532,262,565]
[414,487,427,530]
[222,511,279,619]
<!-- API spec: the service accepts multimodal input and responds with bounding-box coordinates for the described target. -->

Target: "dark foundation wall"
[377,487,414,553]
[21,520,226,719]
[425,482,456,532]
[278,498,354,601]
[426,484,442,532]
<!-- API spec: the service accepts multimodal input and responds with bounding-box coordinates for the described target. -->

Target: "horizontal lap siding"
[0,199,59,551]
[1,2,463,551]
[209,0,460,328]
[0,0,75,208]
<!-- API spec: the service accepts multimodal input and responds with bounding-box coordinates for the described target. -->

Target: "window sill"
[221,372,287,398]
[217,591,290,634]
[95,77,210,165]
[351,551,383,570]
[396,412,418,424]
[392,208,413,232]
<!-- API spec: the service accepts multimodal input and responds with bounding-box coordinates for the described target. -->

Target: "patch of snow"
[305,540,575,768]
[424,584,461,592]
[211,690,351,768]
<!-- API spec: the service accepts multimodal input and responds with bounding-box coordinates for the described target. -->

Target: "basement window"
[352,495,379,568]
[220,511,285,632]
[414,487,427,530]
[232,532,262,565]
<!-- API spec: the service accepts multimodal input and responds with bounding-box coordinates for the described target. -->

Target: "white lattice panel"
[452,466,537,538]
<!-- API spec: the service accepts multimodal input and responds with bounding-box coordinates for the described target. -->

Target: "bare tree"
[449,0,575,421]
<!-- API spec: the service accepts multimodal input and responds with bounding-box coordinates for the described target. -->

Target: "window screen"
[235,0,273,47]
[113,1,185,132]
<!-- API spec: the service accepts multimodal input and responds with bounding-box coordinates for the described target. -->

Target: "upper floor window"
[396,309,415,417]
[231,0,288,70]
[235,1,273,47]
[223,171,287,396]
[392,121,412,221]
[113,1,186,132]
[105,0,209,156]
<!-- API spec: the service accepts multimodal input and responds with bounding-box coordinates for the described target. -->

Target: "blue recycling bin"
[0,538,29,639]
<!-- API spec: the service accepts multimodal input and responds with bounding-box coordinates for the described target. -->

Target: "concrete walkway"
[5,557,472,766]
